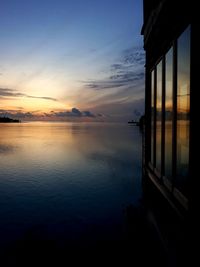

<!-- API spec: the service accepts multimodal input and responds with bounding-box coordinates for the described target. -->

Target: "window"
[156,61,162,173]
[151,70,155,165]
[164,48,173,182]
[175,26,190,197]
[148,25,190,204]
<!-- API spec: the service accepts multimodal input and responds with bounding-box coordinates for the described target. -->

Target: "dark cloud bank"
[0,108,99,121]
[47,108,96,118]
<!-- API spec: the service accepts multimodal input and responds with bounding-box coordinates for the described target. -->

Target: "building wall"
[142,0,194,217]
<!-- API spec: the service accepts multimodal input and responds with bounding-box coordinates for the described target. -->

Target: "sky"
[0,0,144,121]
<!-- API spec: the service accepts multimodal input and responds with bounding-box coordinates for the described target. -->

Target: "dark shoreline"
[0,117,21,123]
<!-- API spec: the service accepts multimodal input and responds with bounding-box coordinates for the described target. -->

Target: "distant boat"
[128,115,145,129]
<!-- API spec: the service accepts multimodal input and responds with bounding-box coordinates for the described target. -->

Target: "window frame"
[148,25,191,208]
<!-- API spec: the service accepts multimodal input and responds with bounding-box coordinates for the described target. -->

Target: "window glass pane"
[151,70,154,165]
[176,26,190,196]
[165,48,173,180]
[156,61,162,172]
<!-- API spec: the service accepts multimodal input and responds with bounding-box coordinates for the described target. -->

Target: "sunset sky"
[0,0,144,121]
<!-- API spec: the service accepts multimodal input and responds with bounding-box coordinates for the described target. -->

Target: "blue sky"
[0,0,144,121]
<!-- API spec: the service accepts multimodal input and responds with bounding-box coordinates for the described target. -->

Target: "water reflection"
[0,122,142,259]
[176,25,190,196]
[165,48,173,182]
[0,144,17,154]
[156,62,162,173]
[151,70,155,164]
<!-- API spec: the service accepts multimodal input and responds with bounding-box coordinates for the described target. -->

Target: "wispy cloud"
[77,46,145,121]
[83,47,145,91]
[0,88,57,101]
[122,47,145,65]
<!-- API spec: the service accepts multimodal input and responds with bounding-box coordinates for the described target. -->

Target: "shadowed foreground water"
[0,122,165,266]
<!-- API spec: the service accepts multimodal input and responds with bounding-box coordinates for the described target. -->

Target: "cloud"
[110,64,123,71]
[71,107,82,116]
[50,107,96,118]
[82,111,95,117]
[97,113,104,117]
[0,107,96,121]
[26,95,57,101]
[83,46,144,92]
[109,71,144,83]
[0,88,57,101]
[84,71,144,91]
[122,47,145,65]
[0,110,34,119]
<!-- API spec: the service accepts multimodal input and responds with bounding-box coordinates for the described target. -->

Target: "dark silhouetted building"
[142,0,196,264]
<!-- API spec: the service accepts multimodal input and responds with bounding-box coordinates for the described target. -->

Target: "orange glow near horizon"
[0,96,73,114]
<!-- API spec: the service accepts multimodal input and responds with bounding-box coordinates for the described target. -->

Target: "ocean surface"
[0,122,143,263]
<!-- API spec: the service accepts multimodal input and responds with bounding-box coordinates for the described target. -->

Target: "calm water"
[0,122,142,261]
